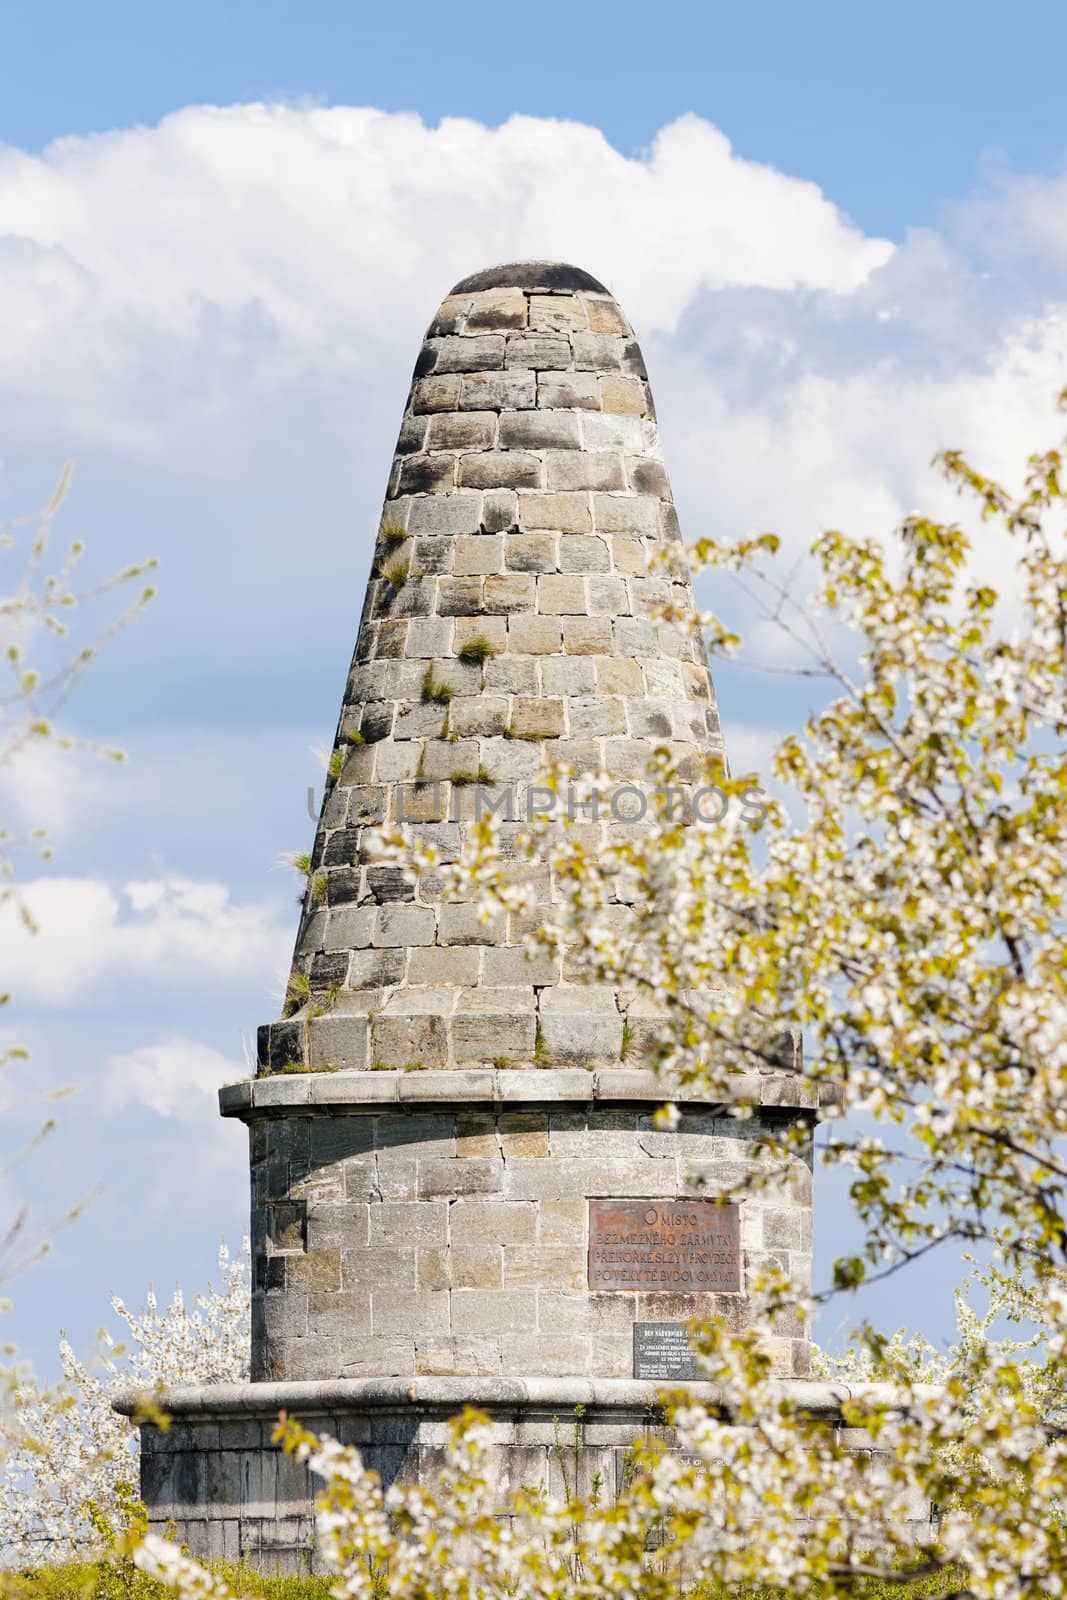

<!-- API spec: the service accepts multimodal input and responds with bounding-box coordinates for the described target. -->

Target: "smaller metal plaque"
[633,1322,703,1381]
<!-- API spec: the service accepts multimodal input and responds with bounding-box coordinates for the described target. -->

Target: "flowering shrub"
[0,1243,249,1564]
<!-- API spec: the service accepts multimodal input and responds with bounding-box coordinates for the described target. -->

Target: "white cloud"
[0,875,292,1008]
[0,106,889,458]
[101,1034,244,1120]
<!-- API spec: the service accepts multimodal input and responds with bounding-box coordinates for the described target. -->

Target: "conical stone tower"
[130,265,825,1570]
[260,260,725,1079]
[230,261,813,1389]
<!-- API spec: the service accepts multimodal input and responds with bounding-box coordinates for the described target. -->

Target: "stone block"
[517,492,592,534]
[567,695,626,736]
[412,375,462,413]
[536,1197,587,1244]
[307,1290,371,1336]
[594,658,643,694]
[587,575,630,614]
[398,454,456,495]
[307,1014,369,1071]
[371,1289,450,1337]
[592,494,661,536]
[406,946,483,986]
[450,1242,503,1288]
[505,332,571,368]
[582,296,631,335]
[449,622,508,668]
[452,534,504,575]
[625,456,669,496]
[433,334,505,372]
[600,374,649,415]
[458,451,542,489]
[395,414,429,454]
[451,1288,537,1335]
[455,1112,496,1154]
[447,697,509,739]
[464,288,527,331]
[540,655,595,694]
[557,533,610,572]
[498,409,581,450]
[482,946,560,986]
[580,411,645,451]
[404,616,454,656]
[498,1111,550,1156]
[503,1243,586,1289]
[371,1014,448,1068]
[528,294,588,332]
[437,902,501,945]
[373,904,437,948]
[453,1009,536,1063]
[482,573,536,613]
[537,371,600,410]
[536,573,586,615]
[286,1248,342,1292]
[509,695,565,737]
[425,410,498,450]
[482,489,518,532]
[610,534,647,575]
[407,493,483,537]
[417,1157,503,1198]
[562,617,613,655]
[436,576,484,615]
[461,371,536,410]
[339,1337,416,1377]
[544,450,626,491]
[450,1199,537,1244]
[571,331,623,370]
[508,614,562,655]
[504,532,557,572]
[427,294,473,335]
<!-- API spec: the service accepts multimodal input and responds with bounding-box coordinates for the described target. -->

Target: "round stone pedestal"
[121,1376,913,1573]
[221,1069,821,1388]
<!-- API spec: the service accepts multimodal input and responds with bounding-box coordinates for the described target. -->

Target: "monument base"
[118,1377,917,1573]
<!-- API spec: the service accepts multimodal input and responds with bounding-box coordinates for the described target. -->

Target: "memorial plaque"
[633,1321,704,1380]
[587,1199,740,1292]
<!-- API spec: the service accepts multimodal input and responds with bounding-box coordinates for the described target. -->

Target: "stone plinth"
[118,1378,925,1573]
[222,1070,820,1386]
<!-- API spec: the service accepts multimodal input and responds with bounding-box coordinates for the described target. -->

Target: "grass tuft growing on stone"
[533,1021,551,1068]
[421,666,453,705]
[310,872,329,905]
[328,748,345,780]
[379,523,409,551]
[345,728,366,746]
[620,1020,634,1061]
[457,634,497,666]
[383,556,409,593]
[449,765,494,787]
[283,971,311,1017]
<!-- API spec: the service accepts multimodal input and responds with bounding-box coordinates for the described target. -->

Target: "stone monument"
[123,262,828,1569]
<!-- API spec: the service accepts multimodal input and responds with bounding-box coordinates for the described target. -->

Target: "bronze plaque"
[587,1200,740,1292]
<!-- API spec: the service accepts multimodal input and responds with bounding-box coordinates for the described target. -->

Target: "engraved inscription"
[587,1199,741,1292]
[633,1321,703,1380]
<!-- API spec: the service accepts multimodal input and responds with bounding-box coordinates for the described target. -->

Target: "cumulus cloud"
[0,875,292,1008]
[101,1034,244,1119]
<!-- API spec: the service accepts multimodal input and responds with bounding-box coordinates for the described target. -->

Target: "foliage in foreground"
[0,1246,249,1564]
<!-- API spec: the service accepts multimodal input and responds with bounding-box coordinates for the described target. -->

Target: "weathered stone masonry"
[124,263,837,1569]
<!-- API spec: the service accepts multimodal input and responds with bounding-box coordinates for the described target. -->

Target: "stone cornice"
[218,1066,830,1119]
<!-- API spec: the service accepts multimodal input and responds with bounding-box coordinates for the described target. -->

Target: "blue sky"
[2,2,1066,1376]
[4,0,1067,240]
